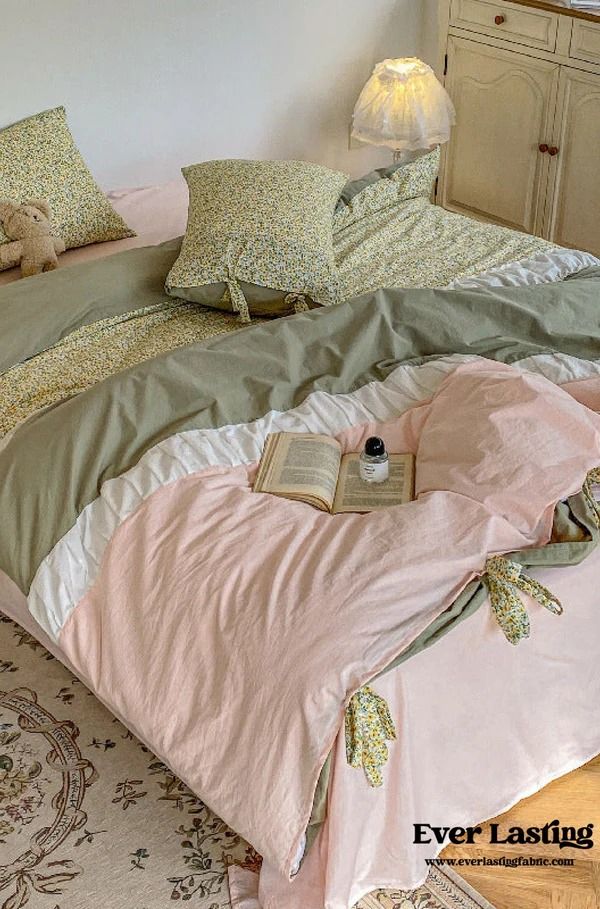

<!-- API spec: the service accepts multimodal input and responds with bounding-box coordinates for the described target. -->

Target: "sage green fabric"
[0,301,252,441]
[0,189,560,375]
[1,234,596,381]
[0,106,134,265]
[305,754,331,854]
[165,159,348,318]
[0,238,181,374]
[169,279,320,319]
[0,212,566,442]
[2,267,600,595]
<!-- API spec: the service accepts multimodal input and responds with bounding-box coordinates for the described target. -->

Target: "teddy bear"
[0,199,65,278]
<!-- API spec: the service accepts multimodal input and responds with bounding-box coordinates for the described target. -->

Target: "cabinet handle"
[495,14,505,24]
[548,146,560,156]
[539,143,549,153]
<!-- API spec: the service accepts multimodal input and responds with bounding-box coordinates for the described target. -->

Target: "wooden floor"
[441,755,600,909]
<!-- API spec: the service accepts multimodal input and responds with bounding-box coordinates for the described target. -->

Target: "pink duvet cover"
[4,363,598,909]
[2,357,600,909]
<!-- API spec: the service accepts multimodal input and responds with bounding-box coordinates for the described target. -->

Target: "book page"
[254,433,342,511]
[332,453,415,514]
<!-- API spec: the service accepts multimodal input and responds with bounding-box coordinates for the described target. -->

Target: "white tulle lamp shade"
[351,57,456,152]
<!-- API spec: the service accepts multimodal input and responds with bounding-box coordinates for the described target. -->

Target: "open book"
[253,432,415,514]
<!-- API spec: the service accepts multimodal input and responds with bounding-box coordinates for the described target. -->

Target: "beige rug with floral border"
[0,615,495,909]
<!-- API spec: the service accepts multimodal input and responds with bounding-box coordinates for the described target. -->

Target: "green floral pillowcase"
[334,148,440,233]
[0,106,134,267]
[390,147,440,199]
[165,159,348,322]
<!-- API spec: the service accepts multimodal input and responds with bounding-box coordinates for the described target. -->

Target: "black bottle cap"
[364,436,386,457]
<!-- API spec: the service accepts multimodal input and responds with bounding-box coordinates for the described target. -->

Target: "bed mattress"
[2,181,600,909]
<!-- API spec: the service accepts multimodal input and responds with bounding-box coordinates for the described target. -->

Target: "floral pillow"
[335,161,404,210]
[0,106,134,269]
[391,147,440,200]
[333,148,440,233]
[165,159,348,322]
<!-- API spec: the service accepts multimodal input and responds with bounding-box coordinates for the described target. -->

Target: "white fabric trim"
[515,351,600,385]
[27,351,600,642]
[447,248,600,291]
[28,355,470,640]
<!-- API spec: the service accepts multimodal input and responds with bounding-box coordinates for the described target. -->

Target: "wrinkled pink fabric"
[56,361,600,880]
[3,534,600,909]
[562,376,600,411]
[248,543,600,908]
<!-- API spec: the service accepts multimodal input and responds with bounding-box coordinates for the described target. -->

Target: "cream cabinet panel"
[441,38,559,233]
[545,67,600,256]
[450,0,558,52]
[570,19,600,66]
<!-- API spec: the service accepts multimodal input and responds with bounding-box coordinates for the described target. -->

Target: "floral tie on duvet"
[346,467,600,786]
[345,686,397,788]
[483,555,563,646]
[484,466,600,646]
[583,467,600,530]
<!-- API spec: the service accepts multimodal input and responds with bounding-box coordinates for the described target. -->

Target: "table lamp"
[351,57,456,162]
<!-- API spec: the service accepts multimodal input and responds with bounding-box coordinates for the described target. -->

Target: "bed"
[1,174,600,909]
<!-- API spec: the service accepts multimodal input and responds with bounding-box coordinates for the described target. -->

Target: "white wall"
[1,0,431,189]
[420,0,445,75]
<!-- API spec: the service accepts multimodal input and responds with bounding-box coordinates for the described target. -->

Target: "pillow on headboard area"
[165,159,348,322]
[333,147,440,231]
[390,146,440,200]
[0,106,134,270]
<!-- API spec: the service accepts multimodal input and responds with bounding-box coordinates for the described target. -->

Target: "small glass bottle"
[359,436,389,483]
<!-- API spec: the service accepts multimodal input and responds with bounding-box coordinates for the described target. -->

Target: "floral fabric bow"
[345,685,396,787]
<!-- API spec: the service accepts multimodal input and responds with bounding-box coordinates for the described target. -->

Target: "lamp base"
[393,146,438,165]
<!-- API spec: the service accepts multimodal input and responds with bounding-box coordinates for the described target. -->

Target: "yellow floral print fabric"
[484,555,563,645]
[582,467,600,530]
[0,302,251,440]
[335,194,554,298]
[391,147,441,200]
[345,686,397,788]
[0,152,565,440]
[0,106,134,265]
[165,159,348,321]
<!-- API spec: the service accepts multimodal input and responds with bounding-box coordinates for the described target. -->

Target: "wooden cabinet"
[438,0,600,256]
[450,0,558,51]
[442,37,558,233]
[571,18,600,65]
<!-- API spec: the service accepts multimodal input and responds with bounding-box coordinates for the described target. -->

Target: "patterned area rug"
[0,615,495,909]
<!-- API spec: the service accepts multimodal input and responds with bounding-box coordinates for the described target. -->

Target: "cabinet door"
[544,68,600,257]
[440,37,559,234]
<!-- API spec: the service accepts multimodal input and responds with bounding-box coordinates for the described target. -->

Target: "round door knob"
[548,146,559,156]
[539,143,549,153]
[495,14,505,24]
